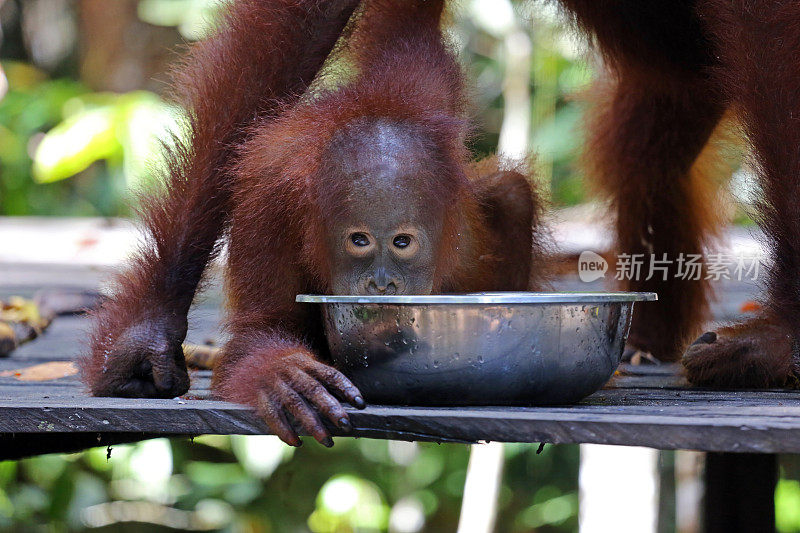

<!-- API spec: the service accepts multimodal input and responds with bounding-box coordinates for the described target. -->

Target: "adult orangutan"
[82,0,545,446]
[559,2,800,388]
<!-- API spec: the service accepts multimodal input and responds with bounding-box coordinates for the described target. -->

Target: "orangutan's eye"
[351,233,370,247]
[393,235,411,249]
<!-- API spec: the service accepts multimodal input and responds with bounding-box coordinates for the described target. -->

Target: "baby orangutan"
[82,0,544,446]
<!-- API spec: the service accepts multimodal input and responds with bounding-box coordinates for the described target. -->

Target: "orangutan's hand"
[254,351,365,447]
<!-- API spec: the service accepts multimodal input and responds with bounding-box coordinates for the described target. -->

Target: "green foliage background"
[2,437,579,532]
[0,0,590,217]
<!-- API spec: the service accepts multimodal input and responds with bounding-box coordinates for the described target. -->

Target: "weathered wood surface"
[4,262,799,456]
[5,370,800,454]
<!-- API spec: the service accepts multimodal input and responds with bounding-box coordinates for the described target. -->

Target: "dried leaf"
[183,343,220,370]
[0,297,50,331]
[0,361,78,381]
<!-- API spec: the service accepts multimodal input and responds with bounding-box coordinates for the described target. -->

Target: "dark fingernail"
[692,331,717,345]
[353,395,366,409]
[339,417,352,432]
[321,436,334,448]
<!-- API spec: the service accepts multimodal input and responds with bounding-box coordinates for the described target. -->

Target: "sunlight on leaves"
[231,435,294,479]
[309,475,389,532]
[137,0,227,40]
[32,106,116,183]
[31,91,179,188]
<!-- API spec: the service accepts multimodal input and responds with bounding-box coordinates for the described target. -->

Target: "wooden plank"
[1,261,797,457]
[1,389,800,452]
[4,310,800,453]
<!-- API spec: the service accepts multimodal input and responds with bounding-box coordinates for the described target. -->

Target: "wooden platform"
[0,253,783,454]
[5,355,800,457]
[2,261,798,461]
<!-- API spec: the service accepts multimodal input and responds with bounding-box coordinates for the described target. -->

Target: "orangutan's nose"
[367,280,397,295]
[366,268,399,295]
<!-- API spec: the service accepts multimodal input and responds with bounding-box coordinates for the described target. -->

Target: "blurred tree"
[78,0,182,93]
[0,0,597,215]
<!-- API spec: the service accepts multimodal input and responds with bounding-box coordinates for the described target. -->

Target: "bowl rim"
[296,291,657,305]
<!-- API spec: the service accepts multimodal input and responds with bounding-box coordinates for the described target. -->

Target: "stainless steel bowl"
[297,292,657,405]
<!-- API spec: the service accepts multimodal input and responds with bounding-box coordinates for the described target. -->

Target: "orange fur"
[82,0,541,411]
[565,1,800,385]
[214,0,540,403]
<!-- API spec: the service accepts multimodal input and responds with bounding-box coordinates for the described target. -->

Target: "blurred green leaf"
[777,479,800,533]
[137,0,227,40]
[309,474,389,532]
[31,91,179,188]
[532,104,582,161]
[32,105,118,183]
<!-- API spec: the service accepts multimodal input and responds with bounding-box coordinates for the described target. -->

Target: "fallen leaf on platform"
[1,296,45,327]
[183,343,220,370]
[0,361,78,381]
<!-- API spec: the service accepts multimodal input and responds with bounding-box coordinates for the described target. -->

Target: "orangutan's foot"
[682,314,799,388]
